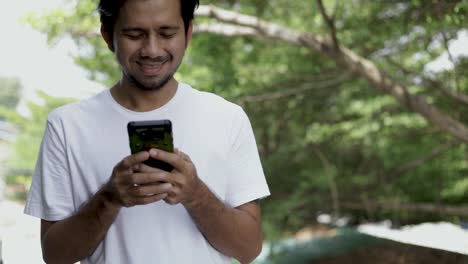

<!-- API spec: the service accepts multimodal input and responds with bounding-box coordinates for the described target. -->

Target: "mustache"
[138,56,170,64]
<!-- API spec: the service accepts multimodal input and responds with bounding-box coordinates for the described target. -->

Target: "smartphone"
[127,119,174,171]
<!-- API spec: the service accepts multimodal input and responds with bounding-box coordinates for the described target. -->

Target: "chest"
[65,114,231,208]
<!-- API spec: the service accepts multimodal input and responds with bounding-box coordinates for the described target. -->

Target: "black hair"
[98,0,199,37]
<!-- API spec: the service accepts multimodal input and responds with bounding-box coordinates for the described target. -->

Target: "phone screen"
[127,119,174,171]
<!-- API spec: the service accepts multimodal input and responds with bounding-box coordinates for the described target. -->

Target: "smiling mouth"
[137,60,168,75]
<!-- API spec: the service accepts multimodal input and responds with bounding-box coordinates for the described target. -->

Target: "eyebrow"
[120,28,143,33]
[121,26,180,32]
[121,27,144,32]
[159,26,180,31]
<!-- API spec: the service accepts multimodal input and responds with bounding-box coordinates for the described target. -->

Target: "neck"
[110,78,178,112]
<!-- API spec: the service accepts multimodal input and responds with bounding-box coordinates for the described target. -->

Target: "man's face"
[109,0,191,91]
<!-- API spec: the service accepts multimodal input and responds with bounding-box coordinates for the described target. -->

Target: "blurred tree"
[24,0,468,235]
[0,77,22,116]
[4,92,75,193]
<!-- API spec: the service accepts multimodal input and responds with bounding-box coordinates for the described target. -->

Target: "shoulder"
[181,84,253,144]
[46,90,108,125]
[181,83,245,117]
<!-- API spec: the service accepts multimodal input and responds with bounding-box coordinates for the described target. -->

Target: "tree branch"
[441,33,457,68]
[316,0,339,50]
[194,23,259,37]
[426,79,468,106]
[385,57,468,106]
[386,142,456,179]
[237,74,350,104]
[196,5,332,54]
[195,4,468,144]
[69,29,100,39]
[441,32,461,93]
[338,48,468,144]
[342,201,468,217]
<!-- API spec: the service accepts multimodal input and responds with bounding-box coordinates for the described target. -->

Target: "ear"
[101,25,115,52]
[185,22,193,49]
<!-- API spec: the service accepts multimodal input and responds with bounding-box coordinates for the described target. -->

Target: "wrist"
[182,177,208,210]
[98,184,122,211]
[74,186,122,229]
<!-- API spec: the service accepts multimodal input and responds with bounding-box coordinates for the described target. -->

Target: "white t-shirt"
[24,83,270,264]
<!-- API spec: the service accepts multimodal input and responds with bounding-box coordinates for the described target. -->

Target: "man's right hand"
[104,151,172,207]
[40,152,170,263]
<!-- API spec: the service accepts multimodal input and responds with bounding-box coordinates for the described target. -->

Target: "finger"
[135,163,167,173]
[178,150,191,162]
[131,171,170,185]
[138,193,169,205]
[163,196,180,205]
[149,149,185,170]
[175,148,181,155]
[131,164,141,171]
[126,192,169,206]
[119,151,150,170]
[174,148,190,161]
[128,182,172,197]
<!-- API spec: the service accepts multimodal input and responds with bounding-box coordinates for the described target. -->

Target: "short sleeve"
[225,107,270,208]
[24,116,75,221]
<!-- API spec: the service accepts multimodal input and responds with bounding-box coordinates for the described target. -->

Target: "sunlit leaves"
[6,92,75,176]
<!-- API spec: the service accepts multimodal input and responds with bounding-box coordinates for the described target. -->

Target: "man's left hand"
[148,148,201,206]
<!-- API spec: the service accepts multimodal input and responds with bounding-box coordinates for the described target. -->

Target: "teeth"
[138,61,164,65]
[138,59,168,67]
[141,63,162,66]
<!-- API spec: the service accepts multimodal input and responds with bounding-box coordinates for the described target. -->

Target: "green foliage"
[22,0,468,241]
[0,77,22,113]
[5,91,75,189]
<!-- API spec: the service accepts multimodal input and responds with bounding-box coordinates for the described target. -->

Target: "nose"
[140,36,163,58]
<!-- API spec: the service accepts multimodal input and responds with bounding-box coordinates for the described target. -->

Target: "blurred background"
[0,0,467,263]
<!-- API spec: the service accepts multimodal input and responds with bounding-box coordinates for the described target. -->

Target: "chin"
[131,75,173,91]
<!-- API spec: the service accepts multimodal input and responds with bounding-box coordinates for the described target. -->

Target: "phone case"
[127,119,174,172]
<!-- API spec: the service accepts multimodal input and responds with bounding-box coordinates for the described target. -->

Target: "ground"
[314,238,468,264]
[260,223,468,264]
[1,198,468,264]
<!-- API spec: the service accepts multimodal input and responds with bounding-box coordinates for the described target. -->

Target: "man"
[24,0,270,263]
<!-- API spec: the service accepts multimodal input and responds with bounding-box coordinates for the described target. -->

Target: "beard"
[125,71,173,92]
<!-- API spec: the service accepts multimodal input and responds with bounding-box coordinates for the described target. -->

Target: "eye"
[160,33,176,39]
[125,34,143,40]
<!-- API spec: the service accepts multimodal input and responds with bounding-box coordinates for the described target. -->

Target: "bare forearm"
[184,181,263,263]
[42,189,121,264]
